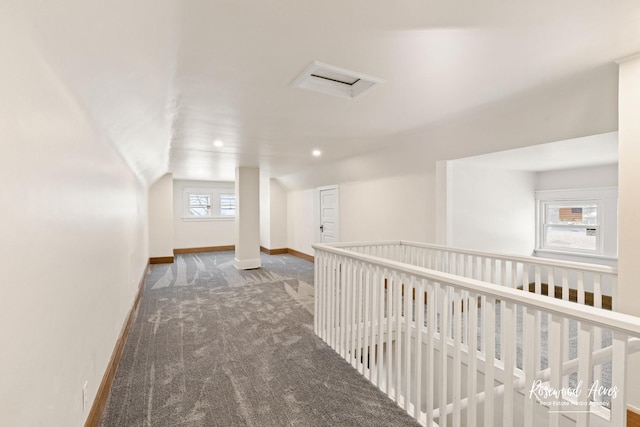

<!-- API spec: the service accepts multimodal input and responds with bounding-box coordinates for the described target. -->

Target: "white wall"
[173,180,235,249]
[340,173,432,243]
[287,189,317,255]
[285,173,432,257]
[0,15,148,427]
[448,163,536,255]
[148,173,174,258]
[535,163,618,191]
[269,179,288,249]
[259,175,288,250]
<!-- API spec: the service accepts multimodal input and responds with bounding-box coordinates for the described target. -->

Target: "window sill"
[181,217,235,222]
[534,249,617,261]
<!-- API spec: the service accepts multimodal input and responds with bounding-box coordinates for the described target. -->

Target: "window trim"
[182,187,236,221]
[538,200,602,255]
[535,187,617,260]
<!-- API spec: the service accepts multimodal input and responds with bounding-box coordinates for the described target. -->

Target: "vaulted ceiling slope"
[7,0,640,186]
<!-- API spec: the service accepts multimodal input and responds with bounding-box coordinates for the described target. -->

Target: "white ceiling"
[10,0,640,185]
[452,132,619,172]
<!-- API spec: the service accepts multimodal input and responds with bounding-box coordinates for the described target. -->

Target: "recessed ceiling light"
[213,140,224,147]
[312,149,322,157]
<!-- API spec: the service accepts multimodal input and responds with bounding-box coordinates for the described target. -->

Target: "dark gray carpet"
[100,251,419,427]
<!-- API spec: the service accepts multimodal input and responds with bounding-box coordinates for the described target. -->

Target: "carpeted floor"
[100,251,420,427]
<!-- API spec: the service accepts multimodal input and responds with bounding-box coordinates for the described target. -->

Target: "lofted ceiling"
[8,0,640,186]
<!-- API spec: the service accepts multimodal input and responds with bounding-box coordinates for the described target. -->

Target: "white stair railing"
[330,240,617,310]
[313,242,639,427]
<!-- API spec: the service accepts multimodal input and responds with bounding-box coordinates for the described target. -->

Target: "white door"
[319,186,339,243]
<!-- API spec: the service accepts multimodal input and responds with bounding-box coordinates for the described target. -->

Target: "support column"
[618,53,640,415]
[235,167,261,270]
[435,160,452,245]
[148,173,174,263]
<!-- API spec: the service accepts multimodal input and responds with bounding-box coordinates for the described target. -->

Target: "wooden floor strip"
[84,262,149,427]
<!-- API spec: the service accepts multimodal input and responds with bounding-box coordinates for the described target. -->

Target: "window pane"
[546,226,597,251]
[189,194,211,216]
[220,194,236,216]
[546,204,597,225]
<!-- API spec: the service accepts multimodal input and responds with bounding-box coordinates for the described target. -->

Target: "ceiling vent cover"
[291,61,382,99]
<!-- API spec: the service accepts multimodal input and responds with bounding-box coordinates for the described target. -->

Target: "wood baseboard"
[84,261,149,427]
[287,248,314,263]
[149,256,174,264]
[173,245,235,254]
[519,282,612,310]
[629,407,640,427]
[173,245,312,261]
[260,246,288,255]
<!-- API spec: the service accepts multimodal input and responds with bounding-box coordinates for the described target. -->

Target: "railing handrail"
[312,243,640,336]
[325,240,618,276]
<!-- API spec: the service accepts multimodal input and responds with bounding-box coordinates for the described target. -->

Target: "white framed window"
[219,194,236,217]
[188,193,212,217]
[535,187,617,259]
[539,201,601,254]
[183,187,236,220]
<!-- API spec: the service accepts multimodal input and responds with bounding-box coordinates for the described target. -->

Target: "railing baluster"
[467,291,478,427]
[349,260,358,369]
[394,272,403,401]
[314,252,320,335]
[576,321,593,426]
[322,253,329,339]
[340,257,347,358]
[363,262,371,379]
[612,275,618,311]
[386,270,394,395]
[335,257,342,352]
[498,261,507,361]
[593,274,602,405]
[561,269,570,390]
[610,331,628,426]
[426,280,436,427]
[439,283,449,427]
[377,267,385,390]
[344,258,352,362]
[471,255,477,282]
[523,306,537,427]
[356,261,364,374]
[502,301,516,427]
[452,288,462,427]
[449,252,455,276]
[414,278,425,422]
[368,265,378,383]
[404,275,413,409]
[533,266,542,380]
[316,252,323,337]
[577,270,585,305]
[328,254,335,348]
[548,313,564,427]
[484,296,495,427]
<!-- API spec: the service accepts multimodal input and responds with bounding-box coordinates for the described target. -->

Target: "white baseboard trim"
[234,257,262,270]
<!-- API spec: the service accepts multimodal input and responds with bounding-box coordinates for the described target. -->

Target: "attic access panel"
[291,61,382,99]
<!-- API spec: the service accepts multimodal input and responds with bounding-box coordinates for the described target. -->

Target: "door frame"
[317,185,340,244]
